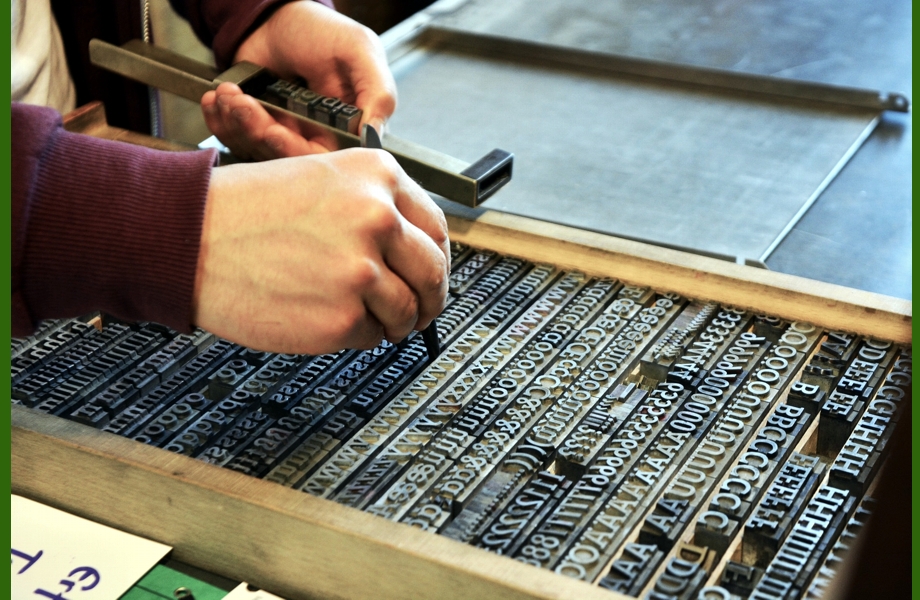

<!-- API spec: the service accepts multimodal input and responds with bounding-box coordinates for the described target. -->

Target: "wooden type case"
[11,104,912,600]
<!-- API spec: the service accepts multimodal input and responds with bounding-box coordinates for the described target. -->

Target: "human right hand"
[192,149,449,355]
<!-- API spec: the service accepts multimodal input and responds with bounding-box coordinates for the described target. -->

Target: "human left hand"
[200,1,397,160]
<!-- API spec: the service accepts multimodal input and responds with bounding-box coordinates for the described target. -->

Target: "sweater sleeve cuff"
[209,0,293,70]
[206,0,336,69]
[21,127,218,333]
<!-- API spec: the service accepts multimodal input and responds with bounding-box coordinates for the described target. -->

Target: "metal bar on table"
[89,39,513,208]
[758,115,881,264]
[420,26,910,113]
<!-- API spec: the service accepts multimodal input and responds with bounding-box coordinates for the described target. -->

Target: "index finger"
[391,163,451,272]
[378,157,451,327]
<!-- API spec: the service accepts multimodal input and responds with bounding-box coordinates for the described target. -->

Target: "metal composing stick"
[89,39,513,208]
[362,123,441,361]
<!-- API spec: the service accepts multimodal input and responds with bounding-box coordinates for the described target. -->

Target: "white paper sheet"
[222,583,287,600]
[11,495,172,600]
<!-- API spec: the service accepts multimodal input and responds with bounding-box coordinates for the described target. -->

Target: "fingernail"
[232,107,251,122]
[266,136,283,150]
[371,119,387,137]
[217,94,231,107]
[202,103,217,115]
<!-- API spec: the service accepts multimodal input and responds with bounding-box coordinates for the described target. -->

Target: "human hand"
[192,149,449,355]
[201,1,396,160]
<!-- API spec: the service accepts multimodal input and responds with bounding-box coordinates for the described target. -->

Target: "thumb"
[364,115,388,138]
[356,85,396,139]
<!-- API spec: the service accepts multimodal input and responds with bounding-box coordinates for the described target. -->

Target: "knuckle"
[359,329,386,351]
[345,257,381,291]
[431,212,450,248]
[370,149,400,179]
[377,88,398,113]
[394,291,419,326]
[363,199,401,234]
[324,304,366,344]
[229,93,249,109]
[429,261,449,299]
[313,154,340,179]
[419,254,448,311]
[355,24,380,49]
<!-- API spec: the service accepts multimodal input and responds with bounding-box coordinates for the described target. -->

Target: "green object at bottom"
[119,564,228,600]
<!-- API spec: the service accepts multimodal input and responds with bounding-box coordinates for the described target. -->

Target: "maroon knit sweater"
[12,0,332,337]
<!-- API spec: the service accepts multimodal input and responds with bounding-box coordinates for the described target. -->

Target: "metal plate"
[394,0,911,299]
[387,32,879,263]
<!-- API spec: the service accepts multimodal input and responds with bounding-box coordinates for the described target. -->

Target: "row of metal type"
[11,242,911,600]
[262,78,363,134]
[624,322,827,595]
[633,338,910,599]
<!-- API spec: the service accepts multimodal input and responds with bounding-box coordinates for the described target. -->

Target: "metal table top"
[392,0,911,299]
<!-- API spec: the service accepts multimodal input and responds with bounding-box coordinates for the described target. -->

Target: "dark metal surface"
[430,0,912,299]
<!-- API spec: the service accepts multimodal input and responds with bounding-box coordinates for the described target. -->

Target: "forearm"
[12,102,217,336]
